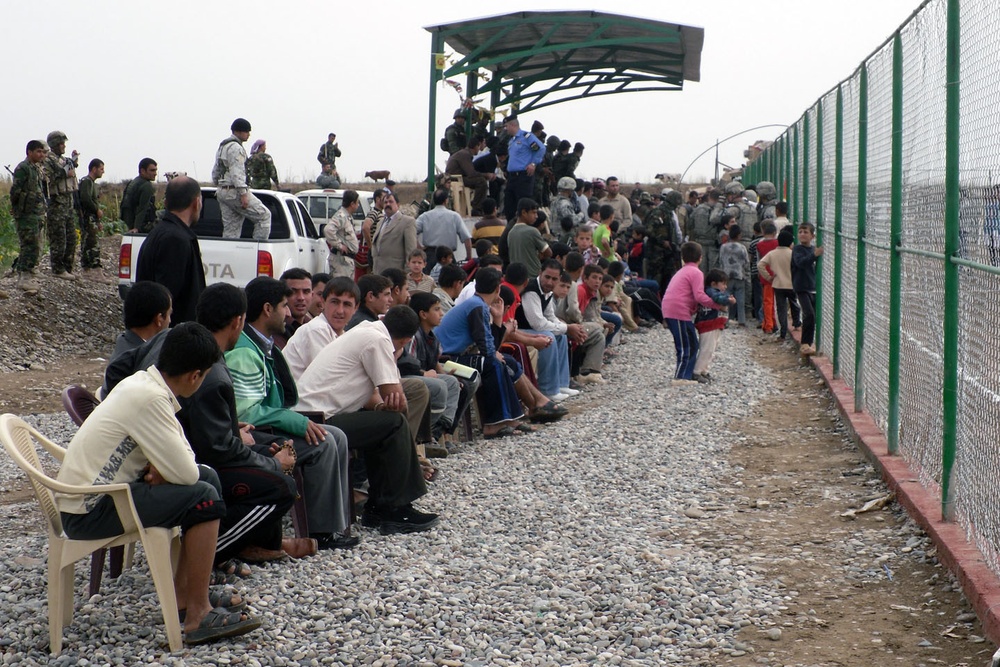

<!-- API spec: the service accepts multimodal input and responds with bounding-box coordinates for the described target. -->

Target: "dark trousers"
[504,172,535,221]
[774,288,795,338]
[325,411,426,510]
[751,279,763,321]
[214,465,296,561]
[665,318,699,380]
[796,291,817,346]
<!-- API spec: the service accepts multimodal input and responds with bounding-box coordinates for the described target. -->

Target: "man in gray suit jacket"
[371,192,417,275]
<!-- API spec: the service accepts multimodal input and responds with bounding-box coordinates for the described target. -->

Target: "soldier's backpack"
[212,137,241,184]
[439,137,449,152]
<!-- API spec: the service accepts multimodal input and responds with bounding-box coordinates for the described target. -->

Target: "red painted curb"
[804,346,1000,646]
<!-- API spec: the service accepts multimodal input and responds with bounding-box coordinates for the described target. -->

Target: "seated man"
[225,277,356,550]
[112,280,173,359]
[348,271,434,450]
[274,267,313,349]
[295,306,439,534]
[515,259,597,400]
[346,273,393,331]
[101,281,172,398]
[433,263,466,315]
[57,323,262,644]
[283,277,358,380]
[179,283,315,565]
[316,163,340,188]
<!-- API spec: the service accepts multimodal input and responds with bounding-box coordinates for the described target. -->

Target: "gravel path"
[0,327,940,665]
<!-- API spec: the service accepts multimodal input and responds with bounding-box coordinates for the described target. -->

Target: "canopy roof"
[425,10,704,113]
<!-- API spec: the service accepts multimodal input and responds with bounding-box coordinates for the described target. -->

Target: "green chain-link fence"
[746,0,1000,576]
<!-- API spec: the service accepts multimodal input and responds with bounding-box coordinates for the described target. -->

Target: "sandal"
[215,558,251,579]
[179,590,247,621]
[514,422,538,433]
[484,425,516,439]
[419,457,439,482]
[184,607,263,646]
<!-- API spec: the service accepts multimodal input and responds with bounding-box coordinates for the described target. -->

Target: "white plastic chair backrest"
[0,414,68,539]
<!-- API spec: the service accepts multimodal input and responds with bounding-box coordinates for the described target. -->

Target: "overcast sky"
[2,0,922,187]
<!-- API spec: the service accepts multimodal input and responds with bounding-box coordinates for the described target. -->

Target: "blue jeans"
[665,318,698,380]
[522,330,570,396]
[727,279,746,325]
[599,310,622,346]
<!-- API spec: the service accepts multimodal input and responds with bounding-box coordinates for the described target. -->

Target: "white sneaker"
[547,393,569,402]
[558,387,580,397]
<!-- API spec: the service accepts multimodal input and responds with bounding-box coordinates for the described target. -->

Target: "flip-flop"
[484,426,517,439]
[184,607,263,646]
[215,558,251,578]
[179,590,247,621]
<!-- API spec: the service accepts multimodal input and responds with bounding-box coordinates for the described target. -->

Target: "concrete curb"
[806,350,1000,646]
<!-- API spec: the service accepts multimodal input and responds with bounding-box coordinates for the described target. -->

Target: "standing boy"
[791,222,823,356]
[718,225,749,326]
[754,221,779,334]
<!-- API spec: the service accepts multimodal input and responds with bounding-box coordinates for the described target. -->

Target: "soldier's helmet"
[744,190,758,203]
[757,181,777,200]
[46,130,68,149]
[453,109,465,119]
[557,176,577,191]
[661,189,684,207]
[724,181,745,196]
[639,192,653,204]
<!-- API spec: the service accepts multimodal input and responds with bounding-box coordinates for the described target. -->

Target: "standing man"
[505,198,551,279]
[324,190,361,279]
[43,130,80,280]
[690,188,723,272]
[502,115,546,221]
[356,189,385,280]
[78,158,113,284]
[317,132,341,169]
[121,158,158,233]
[213,118,271,240]
[371,192,416,275]
[135,177,207,326]
[245,140,279,190]
[445,136,494,216]
[415,190,472,261]
[644,189,685,291]
[598,177,633,228]
[9,140,47,294]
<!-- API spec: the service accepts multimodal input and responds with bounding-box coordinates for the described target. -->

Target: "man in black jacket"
[177,283,317,563]
[135,176,206,326]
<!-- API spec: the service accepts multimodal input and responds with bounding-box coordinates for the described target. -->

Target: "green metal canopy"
[423,10,704,188]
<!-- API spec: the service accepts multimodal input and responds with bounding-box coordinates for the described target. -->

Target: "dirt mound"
[0,236,122,382]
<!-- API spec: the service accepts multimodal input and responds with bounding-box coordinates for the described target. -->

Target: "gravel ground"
[0,327,947,665]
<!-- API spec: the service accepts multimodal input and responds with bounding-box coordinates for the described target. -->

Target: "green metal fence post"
[815,100,824,351]
[804,112,811,227]
[833,85,844,376]
[785,131,792,203]
[855,65,869,414]
[887,33,903,456]
[427,33,444,191]
[941,0,961,520]
[793,124,799,225]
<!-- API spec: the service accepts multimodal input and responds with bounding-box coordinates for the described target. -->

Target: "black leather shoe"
[379,504,440,535]
[360,504,382,528]
[312,533,361,550]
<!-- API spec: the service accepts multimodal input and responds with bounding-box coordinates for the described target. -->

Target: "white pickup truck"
[117,187,334,297]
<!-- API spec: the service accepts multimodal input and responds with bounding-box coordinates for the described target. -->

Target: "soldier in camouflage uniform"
[550,176,585,245]
[9,140,48,294]
[213,118,271,240]
[43,131,80,279]
[317,133,341,168]
[246,140,279,190]
[756,181,778,221]
[77,158,113,284]
[323,190,361,279]
[634,191,655,228]
[712,181,757,318]
[643,190,684,292]
[690,188,723,273]
[444,110,467,156]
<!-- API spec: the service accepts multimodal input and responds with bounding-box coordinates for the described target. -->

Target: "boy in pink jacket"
[661,242,734,385]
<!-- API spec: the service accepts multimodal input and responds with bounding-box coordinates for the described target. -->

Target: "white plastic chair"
[0,414,183,654]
